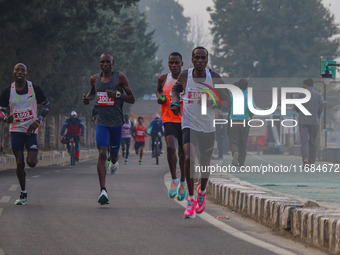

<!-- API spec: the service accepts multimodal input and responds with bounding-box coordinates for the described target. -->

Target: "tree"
[187,16,211,49]
[0,0,161,115]
[209,0,340,77]
[97,7,163,98]
[139,0,193,71]
[41,5,162,114]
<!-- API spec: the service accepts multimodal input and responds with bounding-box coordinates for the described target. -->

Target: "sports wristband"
[170,103,180,108]
[35,121,40,126]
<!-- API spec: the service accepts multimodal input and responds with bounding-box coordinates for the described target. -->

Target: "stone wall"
[0,114,96,153]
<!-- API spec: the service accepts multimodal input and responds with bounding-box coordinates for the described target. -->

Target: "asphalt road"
[0,152,327,255]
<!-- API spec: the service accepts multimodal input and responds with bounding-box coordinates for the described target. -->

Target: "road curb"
[207,177,340,254]
[0,149,98,171]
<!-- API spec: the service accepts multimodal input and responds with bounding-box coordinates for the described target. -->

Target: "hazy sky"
[176,0,340,51]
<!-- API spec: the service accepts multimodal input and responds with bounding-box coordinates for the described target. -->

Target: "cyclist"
[133,116,146,165]
[121,114,133,165]
[61,111,85,162]
[148,114,164,158]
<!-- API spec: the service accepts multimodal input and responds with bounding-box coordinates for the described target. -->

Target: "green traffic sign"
[321,60,336,78]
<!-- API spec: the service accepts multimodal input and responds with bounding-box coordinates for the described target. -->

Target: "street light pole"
[320,56,327,148]
[323,80,327,148]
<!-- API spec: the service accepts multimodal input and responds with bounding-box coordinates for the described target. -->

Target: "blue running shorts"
[96,125,122,152]
[11,132,38,153]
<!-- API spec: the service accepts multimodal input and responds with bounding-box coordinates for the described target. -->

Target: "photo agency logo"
[195,82,223,115]
[200,81,312,128]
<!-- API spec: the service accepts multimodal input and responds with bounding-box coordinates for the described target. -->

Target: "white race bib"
[136,130,144,136]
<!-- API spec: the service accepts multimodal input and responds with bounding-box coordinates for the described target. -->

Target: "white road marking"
[0,248,4,255]
[32,175,40,178]
[164,174,296,255]
[8,184,19,191]
[0,208,3,216]
[0,196,11,203]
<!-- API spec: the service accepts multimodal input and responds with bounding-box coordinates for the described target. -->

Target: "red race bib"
[97,92,114,106]
[13,108,34,122]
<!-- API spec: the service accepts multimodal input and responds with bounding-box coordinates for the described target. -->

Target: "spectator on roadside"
[228,79,253,167]
[213,109,228,159]
[295,79,324,166]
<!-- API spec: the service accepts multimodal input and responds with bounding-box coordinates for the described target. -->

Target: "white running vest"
[182,68,215,132]
[9,81,38,133]
[122,120,132,138]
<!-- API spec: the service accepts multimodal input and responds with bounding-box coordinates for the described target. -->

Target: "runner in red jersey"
[133,116,146,165]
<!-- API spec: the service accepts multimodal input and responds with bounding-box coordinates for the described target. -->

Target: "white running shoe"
[124,159,128,165]
[109,161,119,174]
[98,190,109,205]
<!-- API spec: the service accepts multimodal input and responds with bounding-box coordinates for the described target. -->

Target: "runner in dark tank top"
[83,53,135,205]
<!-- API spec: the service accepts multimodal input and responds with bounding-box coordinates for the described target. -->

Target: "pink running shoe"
[195,185,206,214]
[184,198,196,219]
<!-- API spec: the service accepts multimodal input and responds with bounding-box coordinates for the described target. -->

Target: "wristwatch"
[116,91,121,98]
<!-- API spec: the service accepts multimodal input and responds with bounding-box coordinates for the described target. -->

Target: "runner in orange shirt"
[156,52,186,201]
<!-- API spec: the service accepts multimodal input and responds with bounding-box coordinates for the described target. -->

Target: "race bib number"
[97,92,114,106]
[122,129,130,136]
[13,108,34,122]
[187,90,209,104]
[136,130,144,136]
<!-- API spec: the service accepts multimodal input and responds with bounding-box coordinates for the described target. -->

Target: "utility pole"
[320,57,339,147]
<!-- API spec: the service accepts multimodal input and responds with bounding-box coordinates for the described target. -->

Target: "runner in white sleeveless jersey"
[121,114,133,165]
[0,63,51,205]
[171,47,231,219]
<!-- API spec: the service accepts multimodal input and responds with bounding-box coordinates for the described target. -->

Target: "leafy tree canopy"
[0,0,161,115]
[209,0,340,77]
[139,0,193,71]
